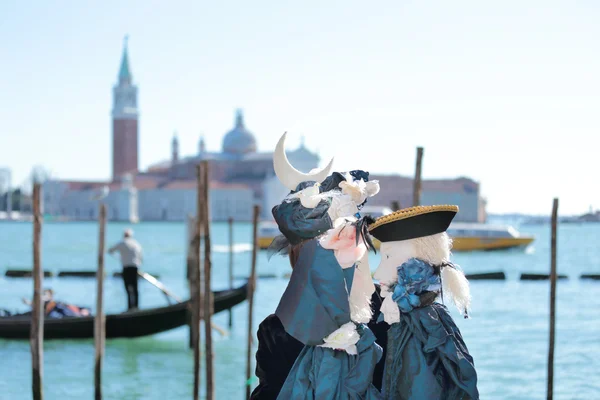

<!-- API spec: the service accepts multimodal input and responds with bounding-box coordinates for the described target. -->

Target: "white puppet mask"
[374,233,450,291]
[373,240,416,288]
[369,205,471,317]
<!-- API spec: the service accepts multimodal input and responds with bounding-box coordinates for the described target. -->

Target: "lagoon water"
[0,220,599,399]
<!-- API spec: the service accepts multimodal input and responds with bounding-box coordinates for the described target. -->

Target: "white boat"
[360,205,394,219]
[0,211,33,222]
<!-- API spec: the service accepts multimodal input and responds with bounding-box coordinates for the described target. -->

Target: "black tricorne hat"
[368,205,458,242]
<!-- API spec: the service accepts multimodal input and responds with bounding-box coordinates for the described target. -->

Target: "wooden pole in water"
[94,203,107,400]
[547,198,559,400]
[201,161,215,400]
[413,146,424,207]
[245,205,260,399]
[186,214,195,282]
[228,216,234,328]
[192,165,203,400]
[30,183,43,400]
[186,214,197,350]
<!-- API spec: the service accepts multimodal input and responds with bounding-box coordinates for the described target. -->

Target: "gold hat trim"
[367,205,459,231]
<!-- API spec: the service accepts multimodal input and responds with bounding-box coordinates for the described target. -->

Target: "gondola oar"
[138,271,181,303]
[137,271,228,337]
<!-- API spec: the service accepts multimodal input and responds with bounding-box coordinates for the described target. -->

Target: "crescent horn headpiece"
[273,132,334,191]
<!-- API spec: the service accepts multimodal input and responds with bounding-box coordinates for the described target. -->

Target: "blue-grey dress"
[275,240,383,399]
[379,258,479,399]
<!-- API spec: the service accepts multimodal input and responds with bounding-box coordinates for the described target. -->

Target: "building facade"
[42,38,320,222]
[137,181,254,222]
[41,38,486,223]
[43,179,137,222]
[0,168,12,214]
[368,175,486,223]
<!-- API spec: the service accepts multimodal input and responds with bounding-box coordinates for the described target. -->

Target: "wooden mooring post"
[186,214,196,281]
[245,205,260,399]
[186,214,197,350]
[547,198,559,400]
[228,217,234,328]
[94,203,107,400]
[192,165,203,400]
[413,146,424,207]
[201,161,215,400]
[30,183,43,400]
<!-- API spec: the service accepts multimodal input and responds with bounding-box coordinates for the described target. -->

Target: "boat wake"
[213,243,253,253]
[525,245,536,255]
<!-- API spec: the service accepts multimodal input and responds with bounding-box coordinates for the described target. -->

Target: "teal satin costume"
[379,258,479,399]
[275,240,383,399]
[271,174,383,399]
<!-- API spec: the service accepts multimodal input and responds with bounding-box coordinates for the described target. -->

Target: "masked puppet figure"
[368,205,479,400]
[265,132,383,399]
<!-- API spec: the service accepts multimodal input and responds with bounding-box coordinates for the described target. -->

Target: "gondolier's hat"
[368,205,459,242]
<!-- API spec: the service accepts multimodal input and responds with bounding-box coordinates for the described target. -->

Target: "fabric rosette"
[390,258,442,313]
[318,322,360,355]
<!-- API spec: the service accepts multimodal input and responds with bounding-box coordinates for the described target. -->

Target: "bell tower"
[112,35,139,181]
[172,132,179,163]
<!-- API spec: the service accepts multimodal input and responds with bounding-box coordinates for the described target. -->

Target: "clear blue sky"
[1,1,598,215]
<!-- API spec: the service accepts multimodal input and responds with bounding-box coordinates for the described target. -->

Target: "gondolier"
[108,228,143,310]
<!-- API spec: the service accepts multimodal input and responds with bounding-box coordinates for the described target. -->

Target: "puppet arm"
[309,243,359,354]
[310,244,353,329]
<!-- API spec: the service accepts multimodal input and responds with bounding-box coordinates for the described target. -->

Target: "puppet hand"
[339,176,380,205]
[318,322,360,355]
[380,294,400,324]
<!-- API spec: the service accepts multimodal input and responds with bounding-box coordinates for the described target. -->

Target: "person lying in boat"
[22,289,91,318]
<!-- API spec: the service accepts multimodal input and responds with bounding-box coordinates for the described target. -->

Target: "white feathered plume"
[349,253,375,323]
[441,265,471,317]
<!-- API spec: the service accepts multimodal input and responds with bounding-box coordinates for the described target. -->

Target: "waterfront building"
[42,38,485,223]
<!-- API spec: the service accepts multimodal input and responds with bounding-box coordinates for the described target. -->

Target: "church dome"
[222,109,257,155]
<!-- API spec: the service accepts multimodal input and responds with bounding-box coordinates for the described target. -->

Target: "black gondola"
[0,283,248,340]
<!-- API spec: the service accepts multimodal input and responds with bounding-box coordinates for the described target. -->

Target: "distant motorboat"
[258,207,533,252]
[360,205,394,219]
[257,220,281,250]
[447,222,535,251]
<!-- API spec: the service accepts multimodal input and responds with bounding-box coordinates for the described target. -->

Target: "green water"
[0,221,599,399]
